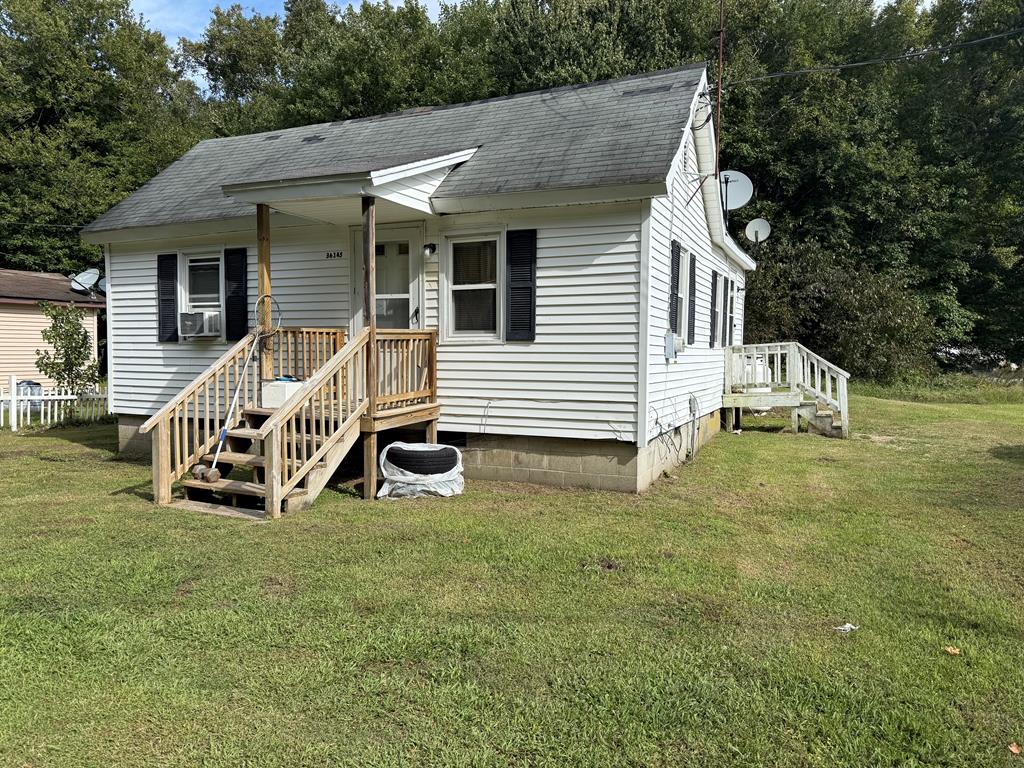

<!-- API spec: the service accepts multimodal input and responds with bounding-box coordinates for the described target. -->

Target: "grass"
[853,372,1024,404]
[0,395,1022,766]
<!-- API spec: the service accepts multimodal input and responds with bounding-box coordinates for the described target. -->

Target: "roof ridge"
[202,63,707,143]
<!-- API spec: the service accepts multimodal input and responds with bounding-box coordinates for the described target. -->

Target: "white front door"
[351,225,423,332]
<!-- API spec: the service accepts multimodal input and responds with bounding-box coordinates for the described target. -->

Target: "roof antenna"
[715,0,725,179]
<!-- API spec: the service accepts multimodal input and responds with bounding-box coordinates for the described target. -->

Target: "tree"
[35,302,100,394]
[0,0,204,275]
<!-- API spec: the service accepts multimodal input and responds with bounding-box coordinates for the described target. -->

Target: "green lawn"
[1,396,1022,767]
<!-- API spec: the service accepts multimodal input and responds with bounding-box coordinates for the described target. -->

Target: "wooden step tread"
[243,406,276,417]
[182,478,266,497]
[227,427,260,439]
[201,451,264,467]
[166,499,268,522]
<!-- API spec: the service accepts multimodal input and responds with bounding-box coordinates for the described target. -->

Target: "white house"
[83,64,848,518]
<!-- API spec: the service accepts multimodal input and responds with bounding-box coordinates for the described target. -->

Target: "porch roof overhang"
[221,148,479,222]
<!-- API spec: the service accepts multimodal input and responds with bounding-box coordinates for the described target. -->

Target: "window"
[447,237,500,337]
[375,241,411,329]
[726,278,736,347]
[185,255,222,311]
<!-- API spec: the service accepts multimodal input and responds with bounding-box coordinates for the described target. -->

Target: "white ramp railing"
[725,342,850,437]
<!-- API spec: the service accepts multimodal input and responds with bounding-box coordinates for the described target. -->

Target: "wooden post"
[152,420,172,504]
[257,203,273,386]
[361,196,379,501]
[363,432,378,500]
[264,427,282,519]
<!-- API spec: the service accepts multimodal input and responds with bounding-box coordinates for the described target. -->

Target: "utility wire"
[0,221,85,229]
[728,26,1024,86]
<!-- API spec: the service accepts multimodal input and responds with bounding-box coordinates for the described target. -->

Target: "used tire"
[386,445,458,475]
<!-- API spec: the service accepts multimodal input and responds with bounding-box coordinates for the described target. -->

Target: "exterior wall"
[642,134,746,445]
[105,223,350,415]
[0,302,99,387]
[426,203,642,442]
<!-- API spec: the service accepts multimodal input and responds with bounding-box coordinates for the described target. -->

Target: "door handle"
[411,307,420,326]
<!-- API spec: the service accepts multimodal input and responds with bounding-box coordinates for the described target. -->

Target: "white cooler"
[261,379,304,408]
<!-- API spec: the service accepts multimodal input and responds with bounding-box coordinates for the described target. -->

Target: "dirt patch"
[579,555,622,573]
[174,578,196,598]
[262,575,295,598]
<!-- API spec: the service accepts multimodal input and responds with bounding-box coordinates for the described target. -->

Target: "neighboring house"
[0,268,103,387]
[82,64,848,517]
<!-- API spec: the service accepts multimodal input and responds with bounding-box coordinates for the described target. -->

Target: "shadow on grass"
[111,480,154,502]
[18,420,121,453]
[989,445,1024,464]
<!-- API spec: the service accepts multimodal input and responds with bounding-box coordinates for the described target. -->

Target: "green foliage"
[2,0,1022,380]
[34,301,99,393]
[0,0,204,275]
[853,371,1024,404]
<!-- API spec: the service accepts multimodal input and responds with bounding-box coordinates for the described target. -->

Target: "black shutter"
[157,253,178,343]
[669,240,681,334]
[687,253,697,345]
[505,229,537,341]
[224,247,248,341]
[727,280,735,346]
[710,270,719,348]
[721,278,730,347]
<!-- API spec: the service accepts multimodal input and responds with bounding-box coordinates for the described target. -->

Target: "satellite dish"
[70,267,100,294]
[96,277,108,295]
[720,170,753,211]
[744,218,772,244]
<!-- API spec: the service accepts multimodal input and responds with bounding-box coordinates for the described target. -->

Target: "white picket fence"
[0,375,108,431]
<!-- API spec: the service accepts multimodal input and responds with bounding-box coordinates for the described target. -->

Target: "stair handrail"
[256,328,370,439]
[139,332,256,435]
[792,342,851,380]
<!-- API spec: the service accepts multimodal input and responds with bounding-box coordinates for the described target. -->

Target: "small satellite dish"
[96,277,108,295]
[744,218,772,244]
[70,267,100,294]
[720,170,754,211]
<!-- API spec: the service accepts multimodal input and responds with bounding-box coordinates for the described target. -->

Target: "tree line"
[1,0,1021,379]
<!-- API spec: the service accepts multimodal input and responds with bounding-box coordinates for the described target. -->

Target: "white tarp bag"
[377,441,464,499]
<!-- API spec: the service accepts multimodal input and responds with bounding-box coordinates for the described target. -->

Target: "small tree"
[35,302,99,394]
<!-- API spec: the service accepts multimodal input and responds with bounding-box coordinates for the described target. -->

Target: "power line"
[0,221,85,229]
[728,26,1024,86]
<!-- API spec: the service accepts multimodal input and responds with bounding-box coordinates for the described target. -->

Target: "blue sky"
[131,0,442,44]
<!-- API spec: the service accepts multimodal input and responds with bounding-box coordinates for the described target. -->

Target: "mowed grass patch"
[0,395,1022,766]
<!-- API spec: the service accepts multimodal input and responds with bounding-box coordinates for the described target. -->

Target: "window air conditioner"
[180,310,222,338]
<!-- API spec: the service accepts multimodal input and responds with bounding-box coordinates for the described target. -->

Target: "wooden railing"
[258,329,370,515]
[271,327,347,380]
[726,341,850,437]
[374,329,437,413]
[140,333,258,504]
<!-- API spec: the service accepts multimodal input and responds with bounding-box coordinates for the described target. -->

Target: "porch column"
[362,195,378,499]
[257,203,273,381]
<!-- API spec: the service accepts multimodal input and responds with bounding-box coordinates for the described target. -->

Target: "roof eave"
[431,182,668,214]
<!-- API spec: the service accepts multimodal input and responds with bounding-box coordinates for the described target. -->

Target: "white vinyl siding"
[106,225,349,415]
[107,206,641,442]
[426,204,642,442]
[644,136,746,441]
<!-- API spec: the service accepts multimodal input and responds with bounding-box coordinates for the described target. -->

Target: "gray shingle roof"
[0,268,105,306]
[84,64,705,234]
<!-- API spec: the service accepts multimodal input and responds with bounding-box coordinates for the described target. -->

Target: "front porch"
[140,197,439,519]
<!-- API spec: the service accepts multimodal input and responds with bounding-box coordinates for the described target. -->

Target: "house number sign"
[325,250,344,259]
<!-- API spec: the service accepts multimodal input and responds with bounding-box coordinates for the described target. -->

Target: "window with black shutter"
[157,253,179,343]
[686,253,697,345]
[669,240,681,335]
[505,229,537,341]
[710,270,719,348]
[224,247,248,341]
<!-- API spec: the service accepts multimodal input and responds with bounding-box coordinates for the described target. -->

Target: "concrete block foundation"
[462,409,722,493]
